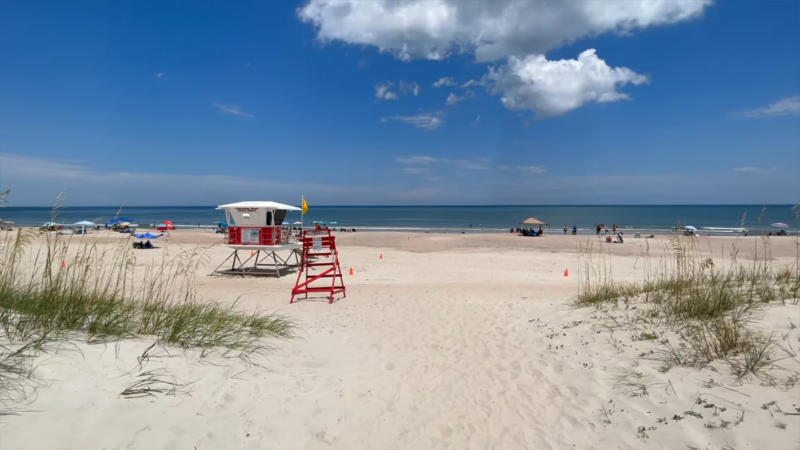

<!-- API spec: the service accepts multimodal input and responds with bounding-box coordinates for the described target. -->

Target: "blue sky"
[0,0,798,206]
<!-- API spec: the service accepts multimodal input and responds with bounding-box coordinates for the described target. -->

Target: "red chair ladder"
[290,230,346,304]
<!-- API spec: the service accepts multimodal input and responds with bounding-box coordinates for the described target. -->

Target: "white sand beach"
[1,230,799,449]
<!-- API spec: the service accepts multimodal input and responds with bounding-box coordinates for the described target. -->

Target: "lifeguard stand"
[211,201,302,277]
[291,229,346,304]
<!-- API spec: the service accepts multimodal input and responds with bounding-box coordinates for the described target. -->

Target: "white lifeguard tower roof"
[216,201,301,211]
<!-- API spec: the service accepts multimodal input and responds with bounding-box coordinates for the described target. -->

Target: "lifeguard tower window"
[275,209,288,225]
[267,211,273,226]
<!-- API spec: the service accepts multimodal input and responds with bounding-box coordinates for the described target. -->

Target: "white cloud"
[739,96,800,118]
[396,156,444,164]
[472,115,480,125]
[400,167,428,175]
[433,77,456,88]
[298,0,712,62]
[396,155,544,173]
[460,80,479,88]
[376,80,420,99]
[446,93,464,106]
[155,72,164,78]
[375,82,399,100]
[211,103,255,118]
[382,113,444,130]
[486,49,649,118]
[733,167,778,173]
[0,153,383,206]
[399,81,421,96]
[516,165,546,174]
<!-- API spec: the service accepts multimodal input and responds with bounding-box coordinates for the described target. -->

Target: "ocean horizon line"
[2,204,796,209]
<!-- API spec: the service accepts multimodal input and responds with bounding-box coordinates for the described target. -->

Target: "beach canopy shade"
[293,221,302,224]
[771,223,789,228]
[519,217,546,225]
[107,218,134,226]
[42,222,57,227]
[133,232,164,239]
[218,222,229,227]
[684,225,697,231]
[73,221,95,226]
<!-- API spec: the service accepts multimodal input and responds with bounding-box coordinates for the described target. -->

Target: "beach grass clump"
[0,225,295,408]
[0,228,295,347]
[574,232,799,380]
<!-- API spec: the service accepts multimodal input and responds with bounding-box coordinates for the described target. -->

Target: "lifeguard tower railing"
[226,226,294,246]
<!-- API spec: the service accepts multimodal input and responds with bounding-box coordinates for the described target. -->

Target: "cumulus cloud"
[211,103,255,118]
[739,96,800,118]
[485,49,649,118]
[298,0,712,62]
[433,77,456,88]
[382,113,444,130]
[375,82,399,100]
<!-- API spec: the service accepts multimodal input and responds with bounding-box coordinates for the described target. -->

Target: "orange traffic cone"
[349,267,354,276]
[407,236,410,240]
[61,261,66,269]
[250,250,255,257]
[379,254,383,260]
[564,268,569,277]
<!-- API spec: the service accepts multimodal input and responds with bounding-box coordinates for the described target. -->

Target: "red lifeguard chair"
[211,201,302,277]
[291,229,346,304]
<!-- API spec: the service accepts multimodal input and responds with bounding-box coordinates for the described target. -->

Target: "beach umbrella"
[218,222,228,227]
[771,223,789,228]
[42,221,56,227]
[293,221,302,224]
[684,225,697,231]
[519,217,546,225]
[73,220,96,234]
[118,221,131,227]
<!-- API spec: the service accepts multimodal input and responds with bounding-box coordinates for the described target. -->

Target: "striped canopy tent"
[519,217,547,226]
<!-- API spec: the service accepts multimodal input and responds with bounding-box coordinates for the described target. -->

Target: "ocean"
[0,205,796,235]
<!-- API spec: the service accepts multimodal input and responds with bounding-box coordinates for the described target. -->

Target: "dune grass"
[0,221,295,409]
[574,231,800,381]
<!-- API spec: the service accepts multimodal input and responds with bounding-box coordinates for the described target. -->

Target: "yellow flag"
[302,197,308,215]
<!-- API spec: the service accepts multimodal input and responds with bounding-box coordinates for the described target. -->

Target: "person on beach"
[613,224,618,234]
[572,225,577,235]
[563,225,567,235]
[596,224,601,235]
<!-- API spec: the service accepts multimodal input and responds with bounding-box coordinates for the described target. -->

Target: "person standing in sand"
[563,225,567,235]
[573,225,577,235]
